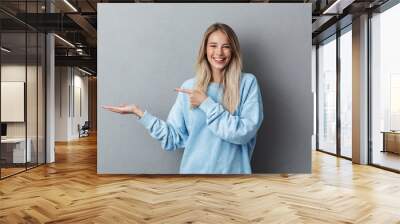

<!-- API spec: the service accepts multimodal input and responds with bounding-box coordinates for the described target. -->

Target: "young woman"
[103,23,263,174]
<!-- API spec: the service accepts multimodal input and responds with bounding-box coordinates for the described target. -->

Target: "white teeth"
[214,58,224,61]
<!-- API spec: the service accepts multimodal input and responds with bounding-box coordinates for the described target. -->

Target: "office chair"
[79,121,90,138]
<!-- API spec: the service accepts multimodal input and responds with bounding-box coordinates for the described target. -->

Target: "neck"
[211,69,223,83]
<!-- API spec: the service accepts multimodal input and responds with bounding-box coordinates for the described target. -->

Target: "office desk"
[1,138,31,163]
[382,131,400,154]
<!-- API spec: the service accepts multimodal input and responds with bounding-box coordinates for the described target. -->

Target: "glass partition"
[27,31,38,169]
[1,31,28,177]
[0,1,46,179]
[38,32,45,165]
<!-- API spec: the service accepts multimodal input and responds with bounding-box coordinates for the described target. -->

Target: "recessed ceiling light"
[63,0,78,12]
[322,0,354,15]
[78,67,93,76]
[1,47,11,53]
[54,34,75,48]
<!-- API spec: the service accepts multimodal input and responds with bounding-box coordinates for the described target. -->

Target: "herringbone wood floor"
[1,135,400,224]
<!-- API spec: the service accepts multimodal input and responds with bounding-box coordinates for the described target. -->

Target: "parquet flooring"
[1,134,400,223]
[0,167,26,178]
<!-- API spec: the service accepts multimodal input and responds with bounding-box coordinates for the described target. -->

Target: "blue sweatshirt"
[138,73,264,174]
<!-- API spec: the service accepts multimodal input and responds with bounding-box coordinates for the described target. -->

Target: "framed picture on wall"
[1,81,25,122]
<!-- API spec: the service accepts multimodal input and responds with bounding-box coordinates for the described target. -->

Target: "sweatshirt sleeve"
[198,76,263,145]
[137,93,188,151]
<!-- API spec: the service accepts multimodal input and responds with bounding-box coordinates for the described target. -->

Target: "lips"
[212,57,226,64]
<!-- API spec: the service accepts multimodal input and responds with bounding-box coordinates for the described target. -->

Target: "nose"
[216,46,223,55]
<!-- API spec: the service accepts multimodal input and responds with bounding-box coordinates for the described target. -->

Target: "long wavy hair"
[195,23,242,113]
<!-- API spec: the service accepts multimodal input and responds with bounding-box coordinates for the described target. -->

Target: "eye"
[208,44,217,48]
[223,45,231,49]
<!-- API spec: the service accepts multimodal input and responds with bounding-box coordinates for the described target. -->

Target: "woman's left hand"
[175,88,207,108]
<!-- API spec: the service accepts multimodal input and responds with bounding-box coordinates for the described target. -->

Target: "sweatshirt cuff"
[199,97,217,114]
[137,110,157,129]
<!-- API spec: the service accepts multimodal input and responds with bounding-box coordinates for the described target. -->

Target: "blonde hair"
[195,23,242,113]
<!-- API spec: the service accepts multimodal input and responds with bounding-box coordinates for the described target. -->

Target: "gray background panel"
[98,3,312,174]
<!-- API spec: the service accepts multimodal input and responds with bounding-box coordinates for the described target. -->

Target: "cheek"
[225,51,232,61]
[206,48,212,58]
[206,55,211,64]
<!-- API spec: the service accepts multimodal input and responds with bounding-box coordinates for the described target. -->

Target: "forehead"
[207,30,229,43]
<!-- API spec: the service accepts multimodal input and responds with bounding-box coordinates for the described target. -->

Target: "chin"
[211,64,227,71]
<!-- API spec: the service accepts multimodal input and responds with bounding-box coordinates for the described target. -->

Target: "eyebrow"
[208,42,230,45]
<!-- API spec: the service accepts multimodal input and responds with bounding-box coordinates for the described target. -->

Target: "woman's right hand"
[102,104,144,118]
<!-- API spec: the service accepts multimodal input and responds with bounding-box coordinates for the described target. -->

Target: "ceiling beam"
[67,13,97,46]
[55,55,96,69]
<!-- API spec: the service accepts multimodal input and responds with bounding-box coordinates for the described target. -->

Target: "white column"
[46,1,56,163]
[46,33,55,163]
[352,14,369,164]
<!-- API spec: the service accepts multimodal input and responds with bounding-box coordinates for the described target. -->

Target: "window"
[318,36,337,154]
[340,28,352,158]
[371,2,400,171]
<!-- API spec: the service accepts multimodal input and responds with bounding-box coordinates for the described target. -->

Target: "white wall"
[1,65,28,142]
[55,67,69,141]
[1,65,40,138]
[55,67,89,141]
[71,72,89,138]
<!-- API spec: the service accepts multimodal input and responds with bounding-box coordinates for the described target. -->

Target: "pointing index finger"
[174,88,193,94]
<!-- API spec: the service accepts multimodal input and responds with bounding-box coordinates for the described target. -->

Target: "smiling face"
[206,30,232,74]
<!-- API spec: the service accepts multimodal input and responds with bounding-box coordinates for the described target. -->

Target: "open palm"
[102,104,144,117]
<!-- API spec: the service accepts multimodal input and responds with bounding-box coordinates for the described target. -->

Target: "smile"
[212,57,226,63]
